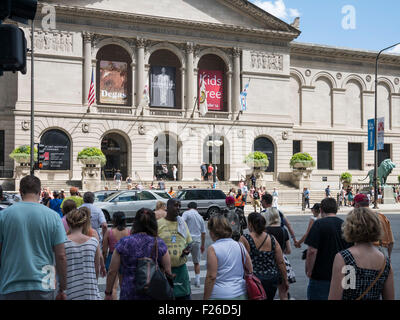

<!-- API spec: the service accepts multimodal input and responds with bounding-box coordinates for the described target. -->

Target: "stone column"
[136,38,146,107]
[186,43,195,114]
[82,32,93,106]
[180,67,185,110]
[227,71,232,114]
[131,62,136,107]
[232,47,241,114]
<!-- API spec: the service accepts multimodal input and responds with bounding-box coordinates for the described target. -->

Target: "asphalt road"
[191,212,400,300]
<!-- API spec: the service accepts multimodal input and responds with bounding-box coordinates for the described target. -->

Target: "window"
[115,192,137,202]
[154,191,171,199]
[378,144,391,166]
[0,131,4,166]
[348,143,362,170]
[317,142,333,170]
[210,190,226,200]
[137,191,156,201]
[293,140,301,155]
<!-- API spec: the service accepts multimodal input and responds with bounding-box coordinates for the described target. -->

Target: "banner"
[151,66,176,107]
[377,117,384,151]
[99,61,128,105]
[40,130,71,170]
[198,70,224,111]
[368,119,375,151]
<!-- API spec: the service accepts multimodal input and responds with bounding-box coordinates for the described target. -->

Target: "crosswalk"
[97,257,206,299]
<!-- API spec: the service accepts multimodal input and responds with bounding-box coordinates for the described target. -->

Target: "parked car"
[93,190,119,203]
[176,189,227,220]
[0,192,21,207]
[95,189,171,222]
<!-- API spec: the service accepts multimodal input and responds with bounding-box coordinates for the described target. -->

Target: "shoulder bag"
[135,237,175,300]
[239,242,267,300]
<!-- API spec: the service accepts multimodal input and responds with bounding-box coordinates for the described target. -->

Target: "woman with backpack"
[240,212,289,300]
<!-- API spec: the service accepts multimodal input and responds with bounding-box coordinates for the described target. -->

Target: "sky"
[249,0,400,54]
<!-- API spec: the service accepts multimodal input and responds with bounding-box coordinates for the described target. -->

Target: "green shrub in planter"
[244,151,269,168]
[9,145,37,163]
[398,175,400,183]
[77,147,106,166]
[340,172,352,183]
[290,152,315,168]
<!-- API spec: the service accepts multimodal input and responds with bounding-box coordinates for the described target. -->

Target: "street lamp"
[206,124,223,186]
[373,42,400,209]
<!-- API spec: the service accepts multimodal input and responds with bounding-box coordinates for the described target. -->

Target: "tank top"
[210,238,247,299]
[340,249,390,300]
[108,228,129,253]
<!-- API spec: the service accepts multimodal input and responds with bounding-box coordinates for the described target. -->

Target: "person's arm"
[244,249,253,274]
[102,230,109,261]
[101,222,108,239]
[201,232,206,254]
[239,235,250,254]
[54,243,67,300]
[328,253,345,300]
[94,244,101,279]
[382,264,395,300]
[104,251,121,300]
[282,214,296,242]
[0,243,2,267]
[274,239,289,294]
[203,246,218,300]
[296,219,315,248]
[284,239,291,255]
[305,246,318,278]
[387,243,393,260]
[160,250,172,276]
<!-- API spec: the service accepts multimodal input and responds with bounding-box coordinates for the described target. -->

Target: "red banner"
[199,70,224,111]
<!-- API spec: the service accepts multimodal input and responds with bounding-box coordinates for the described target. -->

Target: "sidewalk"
[244,203,400,215]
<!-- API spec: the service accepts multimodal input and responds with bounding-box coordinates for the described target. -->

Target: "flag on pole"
[240,81,250,111]
[88,69,95,109]
[199,77,208,117]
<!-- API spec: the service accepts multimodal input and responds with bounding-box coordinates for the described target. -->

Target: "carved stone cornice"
[232,47,242,58]
[185,42,194,55]
[82,32,93,43]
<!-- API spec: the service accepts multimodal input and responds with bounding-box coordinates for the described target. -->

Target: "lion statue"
[359,159,396,187]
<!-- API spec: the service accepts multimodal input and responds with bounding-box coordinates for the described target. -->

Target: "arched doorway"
[154,133,181,181]
[253,137,275,173]
[203,134,229,181]
[101,133,129,180]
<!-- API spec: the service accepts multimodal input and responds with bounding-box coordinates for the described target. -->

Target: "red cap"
[353,193,369,204]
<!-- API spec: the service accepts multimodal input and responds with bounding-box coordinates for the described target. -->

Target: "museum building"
[1,0,400,191]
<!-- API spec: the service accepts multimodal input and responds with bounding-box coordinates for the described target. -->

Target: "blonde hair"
[79,207,92,236]
[155,201,166,211]
[66,208,87,229]
[342,207,383,243]
[266,208,281,226]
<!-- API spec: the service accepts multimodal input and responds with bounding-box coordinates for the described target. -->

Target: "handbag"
[135,237,175,300]
[239,243,267,300]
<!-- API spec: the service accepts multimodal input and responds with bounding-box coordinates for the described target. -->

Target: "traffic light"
[36,143,45,169]
[0,0,37,75]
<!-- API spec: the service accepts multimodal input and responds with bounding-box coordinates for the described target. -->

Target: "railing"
[96,106,133,115]
[150,108,184,117]
[204,111,230,119]
[0,169,14,179]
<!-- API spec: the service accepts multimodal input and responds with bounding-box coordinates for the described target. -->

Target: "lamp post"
[206,124,223,187]
[373,42,400,209]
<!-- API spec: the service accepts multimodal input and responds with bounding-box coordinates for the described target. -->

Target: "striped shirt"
[65,237,100,300]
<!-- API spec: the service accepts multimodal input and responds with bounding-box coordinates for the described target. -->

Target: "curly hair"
[66,208,87,229]
[342,207,383,243]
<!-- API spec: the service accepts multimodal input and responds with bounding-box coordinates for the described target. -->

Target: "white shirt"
[182,209,206,242]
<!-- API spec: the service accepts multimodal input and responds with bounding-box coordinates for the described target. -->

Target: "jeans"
[307,279,331,300]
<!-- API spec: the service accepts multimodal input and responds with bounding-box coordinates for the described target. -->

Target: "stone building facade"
[1,0,400,190]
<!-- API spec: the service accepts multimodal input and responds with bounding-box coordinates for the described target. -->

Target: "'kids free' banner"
[198,70,224,111]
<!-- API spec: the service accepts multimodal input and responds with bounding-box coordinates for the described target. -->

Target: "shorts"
[190,241,201,264]
[0,290,55,300]
[252,199,261,207]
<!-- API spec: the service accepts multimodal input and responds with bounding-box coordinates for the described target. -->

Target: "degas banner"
[100,61,128,105]
[151,66,176,107]
[198,70,224,111]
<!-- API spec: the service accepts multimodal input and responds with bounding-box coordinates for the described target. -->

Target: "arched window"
[40,129,71,170]
[253,137,275,173]
[96,44,132,106]
[197,54,228,112]
[149,50,182,108]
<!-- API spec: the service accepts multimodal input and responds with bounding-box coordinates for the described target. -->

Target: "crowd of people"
[0,175,396,301]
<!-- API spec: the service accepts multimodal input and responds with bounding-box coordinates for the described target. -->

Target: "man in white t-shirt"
[182,202,206,288]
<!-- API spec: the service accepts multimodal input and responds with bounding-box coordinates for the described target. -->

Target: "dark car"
[176,189,227,220]
[0,192,21,207]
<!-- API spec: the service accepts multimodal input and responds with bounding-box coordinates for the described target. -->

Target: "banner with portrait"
[99,61,128,105]
[150,66,176,107]
[198,70,224,111]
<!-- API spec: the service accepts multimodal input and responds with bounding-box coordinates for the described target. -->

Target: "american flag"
[88,69,95,108]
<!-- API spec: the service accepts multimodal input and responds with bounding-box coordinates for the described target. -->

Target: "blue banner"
[368,119,375,151]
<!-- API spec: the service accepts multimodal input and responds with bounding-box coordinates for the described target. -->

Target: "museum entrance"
[154,132,182,181]
[203,134,229,181]
[101,133,128,180]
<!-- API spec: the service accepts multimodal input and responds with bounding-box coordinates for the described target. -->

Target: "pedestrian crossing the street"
[97,257,207,299]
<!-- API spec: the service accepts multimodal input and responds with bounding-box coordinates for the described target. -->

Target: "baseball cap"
[354,193,369,205]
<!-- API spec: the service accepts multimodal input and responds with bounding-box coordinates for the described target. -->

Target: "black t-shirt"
[253,191,260,199]
[266,226,289,252]
[305,216,352,281]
